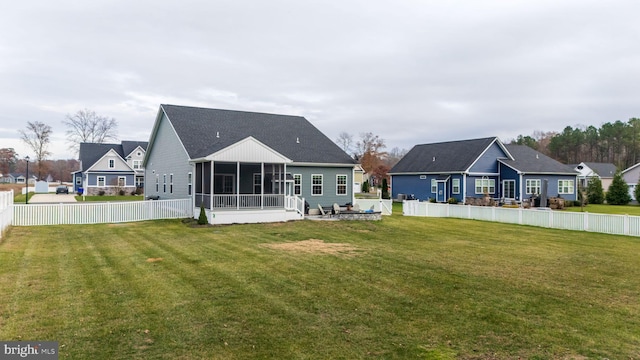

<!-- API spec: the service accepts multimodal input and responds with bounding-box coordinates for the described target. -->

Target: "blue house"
[389,137,578,203]
[143,104,357,225]
[72,141,148,195]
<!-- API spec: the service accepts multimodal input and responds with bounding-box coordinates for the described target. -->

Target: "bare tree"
[19,121,52,179]
[335,131,354,156]
[63,109,118,154]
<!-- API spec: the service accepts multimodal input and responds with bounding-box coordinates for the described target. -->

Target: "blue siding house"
[143,105,357,225]
[389,137,578,203]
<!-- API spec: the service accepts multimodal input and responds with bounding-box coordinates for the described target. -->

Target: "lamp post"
[25,156,29,204]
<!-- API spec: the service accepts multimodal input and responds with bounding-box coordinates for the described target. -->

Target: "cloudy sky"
[1,0,639,160]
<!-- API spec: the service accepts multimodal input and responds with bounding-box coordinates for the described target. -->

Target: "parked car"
[56,185,69,194]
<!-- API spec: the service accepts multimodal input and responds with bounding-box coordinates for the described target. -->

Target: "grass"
[564,203,640,215]
[1,212,639,358]
[75,195,144,202]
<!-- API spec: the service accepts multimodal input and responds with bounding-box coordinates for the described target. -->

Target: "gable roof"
[158,104,355,165]
[79,141,148,171]
[389,137,506,173]
[499,145,578,175]
[581,162,617,178]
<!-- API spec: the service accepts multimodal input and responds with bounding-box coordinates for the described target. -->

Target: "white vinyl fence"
[403,200,640,237]
[353,199,393,215]
[13,199,193,226]
[0,191,13,238]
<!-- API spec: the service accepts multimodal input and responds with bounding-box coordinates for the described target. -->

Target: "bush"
[131,191,137,196]
[119,189,126,196]
[197,204,208,225]
[586,177,604,204]
[381,178,389,199]
[429,197,436,203]
[605,172,631,205]
[362,180,370,193]
[447,197,458,204]
[98,190,105,196]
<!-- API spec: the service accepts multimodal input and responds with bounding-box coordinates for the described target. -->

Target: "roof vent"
[216,131,220,138]
[536,154,539,159]
[432,156,436,162]
[296,137,300,144]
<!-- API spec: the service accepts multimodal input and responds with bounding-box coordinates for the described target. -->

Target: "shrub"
[605,172,631,205]
[362,180,370,193]
[447,197,458,204]
[586,177,604,204]
[429,197,436,203]
[119,189,126,196]
[635,179,640,203]
[381,178,389,199]
[98,190,105,196]
[131,191,137,196]
[197,204,208,225]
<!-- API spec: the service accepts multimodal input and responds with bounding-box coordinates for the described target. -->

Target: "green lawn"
[564,203,640,215]
[1,213,639,359]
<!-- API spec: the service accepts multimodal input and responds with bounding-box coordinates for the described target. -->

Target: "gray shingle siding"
[144,113,192,200]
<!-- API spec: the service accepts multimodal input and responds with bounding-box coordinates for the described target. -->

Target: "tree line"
[511,117,640,170]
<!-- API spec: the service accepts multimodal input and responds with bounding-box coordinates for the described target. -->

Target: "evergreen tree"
[635,178,640,203]
[605,172,631,205]
[362,180,369,193]
[586,177,604,204]
[198,204,208,225]
[381,178,389,199]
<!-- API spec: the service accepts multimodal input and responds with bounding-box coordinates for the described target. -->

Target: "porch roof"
[196,136,292,164]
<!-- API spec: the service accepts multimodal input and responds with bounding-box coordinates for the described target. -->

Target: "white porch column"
[236,161,240,210]
[210,161,214,210]
[261,162,265,209]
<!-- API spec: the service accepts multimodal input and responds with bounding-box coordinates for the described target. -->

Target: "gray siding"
[145,113,192,200]
[288,165,352,208]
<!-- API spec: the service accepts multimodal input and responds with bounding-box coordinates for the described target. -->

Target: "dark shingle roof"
[389,137,499,173]
[79,143,124,171]
[500,145,578,174]
[583,162,617,178]
[160,104,355,164]
[121,141,148,157]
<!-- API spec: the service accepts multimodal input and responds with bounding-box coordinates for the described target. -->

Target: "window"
[163,174,166,193]
[188,172,192,195]
[214,174,235,194]
[155,175,159,192]
[452,179,460,194]
[118,177,126,187]
[133,160,142,169]
[97,176,105,187]
[170,174,173,193]
[336,175,347,195]
[475,178,495,194]
[76,177,81,185]
[312,174,323,196]
[526,179,541,195]
[108,159,115,168]
[558,179,574,194]
[431,179,437,193]
[293,174,302,196]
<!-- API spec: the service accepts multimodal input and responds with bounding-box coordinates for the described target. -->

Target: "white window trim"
[118,176,126,187]
[108,159,115,169]
[293,174,302,196]
[452,179,460,194]
[558,179,575,194]
[97,176,106,187]
[431,179,437,193]
[187,172,192,195]
[526,179,541,195]
[311,174,323,196]
[170,173,173,194]
[336,174,347,196]
[475,178,495,194]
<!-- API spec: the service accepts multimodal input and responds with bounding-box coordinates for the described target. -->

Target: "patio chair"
[318,204,329,217]
[333,203,340,215]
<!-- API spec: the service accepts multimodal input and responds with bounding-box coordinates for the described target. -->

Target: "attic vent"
[536,154,539,159]
[432,156,436,162]
[216,131,220,138]
[296,137,300,144]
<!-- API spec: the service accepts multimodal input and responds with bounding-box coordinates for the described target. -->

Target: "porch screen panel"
[203,162,211,194]
[195,163,203,194]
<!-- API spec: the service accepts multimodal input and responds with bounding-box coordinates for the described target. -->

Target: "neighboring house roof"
[121,141,148,157]
[499,145,578,175]
[157,104,355,165]
[581,162,617,178]
[389,137,508,173]
[79,141,148,171]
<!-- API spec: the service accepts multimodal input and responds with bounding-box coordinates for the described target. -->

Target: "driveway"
[28,194,77,203]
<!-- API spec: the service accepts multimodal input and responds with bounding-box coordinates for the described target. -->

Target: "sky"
[1,0,639,160]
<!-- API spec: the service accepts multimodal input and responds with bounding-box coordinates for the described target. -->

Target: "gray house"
[143,104,357,224]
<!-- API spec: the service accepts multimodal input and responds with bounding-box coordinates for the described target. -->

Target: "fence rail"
[353,199,393,215]
[13,199,193,226]
[403,200,640,237]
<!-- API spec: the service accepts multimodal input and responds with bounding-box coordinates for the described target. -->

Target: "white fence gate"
[403,200,640,237]
[353,199,393,215]
[13,199,193,226]
[0,191,13,238]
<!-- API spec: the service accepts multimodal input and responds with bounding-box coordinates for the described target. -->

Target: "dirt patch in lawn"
[261,239,362,257]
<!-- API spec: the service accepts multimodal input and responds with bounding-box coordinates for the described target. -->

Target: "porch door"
[503,180,515,200]
[436,182,446,202]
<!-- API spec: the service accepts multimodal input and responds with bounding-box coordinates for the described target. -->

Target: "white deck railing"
[13,199,193,226]
[0,191,14,238]
[403,200,640,237]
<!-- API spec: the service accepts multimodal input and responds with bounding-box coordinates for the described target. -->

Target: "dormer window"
[108,159,115,168]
